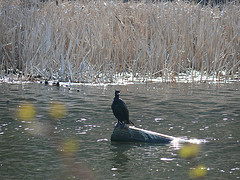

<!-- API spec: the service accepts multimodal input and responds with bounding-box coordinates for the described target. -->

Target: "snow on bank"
[0,70,239,86]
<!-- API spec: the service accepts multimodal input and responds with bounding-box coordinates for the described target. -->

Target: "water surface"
[0,82,239,179]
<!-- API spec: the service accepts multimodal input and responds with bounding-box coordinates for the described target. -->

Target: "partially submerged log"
[111,125,174,143]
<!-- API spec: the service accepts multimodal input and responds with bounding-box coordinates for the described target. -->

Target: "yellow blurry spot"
[61,138,79,156]
[49,102,67,119]
[18,103,36,121]
[179,143,200,159]
[189,165,207,179]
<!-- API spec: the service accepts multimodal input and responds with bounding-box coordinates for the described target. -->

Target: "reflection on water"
[0,82,240,179]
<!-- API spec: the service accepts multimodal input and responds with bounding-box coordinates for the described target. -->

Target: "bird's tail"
[125,119,135,126]
[129,120,134,126]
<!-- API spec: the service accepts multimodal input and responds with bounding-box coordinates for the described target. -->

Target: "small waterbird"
[111,90,134,126]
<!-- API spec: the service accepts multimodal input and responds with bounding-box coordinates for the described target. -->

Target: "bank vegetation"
[0,0,239,83]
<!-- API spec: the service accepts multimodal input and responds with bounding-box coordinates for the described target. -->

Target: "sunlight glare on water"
[0,82,239,179]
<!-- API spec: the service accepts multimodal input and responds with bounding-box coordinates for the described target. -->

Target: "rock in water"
[111,125,174,143]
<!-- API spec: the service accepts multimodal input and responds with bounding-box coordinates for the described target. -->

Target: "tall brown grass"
[1,0,239,83]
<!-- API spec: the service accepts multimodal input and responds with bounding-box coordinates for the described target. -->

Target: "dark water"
[0,82,239,179]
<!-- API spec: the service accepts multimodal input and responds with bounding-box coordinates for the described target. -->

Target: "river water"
[0,82,239,179]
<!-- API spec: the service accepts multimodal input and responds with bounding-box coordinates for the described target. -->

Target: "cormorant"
[111,90,134,126]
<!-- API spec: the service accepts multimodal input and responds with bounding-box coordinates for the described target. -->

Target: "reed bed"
[0,0,239,83]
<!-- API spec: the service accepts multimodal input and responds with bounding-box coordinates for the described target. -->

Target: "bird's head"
[115,90,120,97]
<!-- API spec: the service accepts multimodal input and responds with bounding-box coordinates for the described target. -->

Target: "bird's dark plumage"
[111,90,134,125]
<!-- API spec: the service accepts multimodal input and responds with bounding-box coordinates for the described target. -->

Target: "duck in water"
[111,90,134,126]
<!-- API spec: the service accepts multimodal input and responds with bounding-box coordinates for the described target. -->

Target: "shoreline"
[1,70,239,86]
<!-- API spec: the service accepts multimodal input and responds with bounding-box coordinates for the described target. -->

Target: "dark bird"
[111,90,134,126]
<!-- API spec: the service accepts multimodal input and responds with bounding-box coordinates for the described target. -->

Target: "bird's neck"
[114,95,119,99]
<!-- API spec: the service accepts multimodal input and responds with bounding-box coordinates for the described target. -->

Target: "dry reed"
[0,0,239,83]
